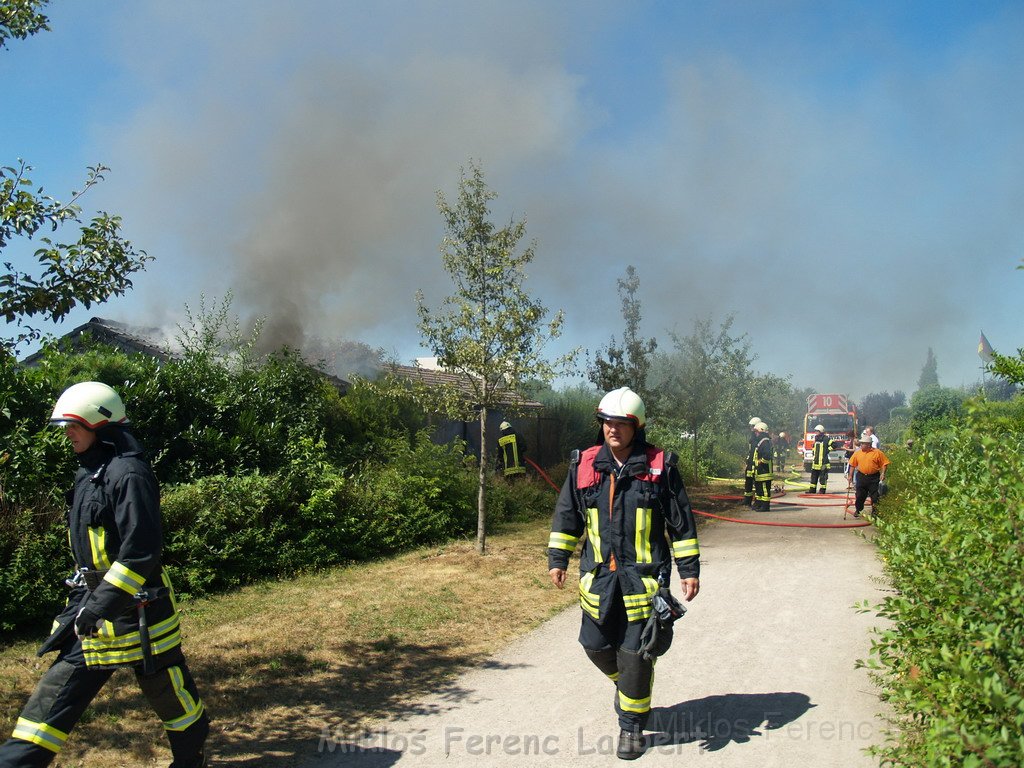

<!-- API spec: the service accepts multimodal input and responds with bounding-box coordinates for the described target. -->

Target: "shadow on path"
[648,691,815,752]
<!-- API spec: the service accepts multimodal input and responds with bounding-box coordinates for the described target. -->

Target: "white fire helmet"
[755,422,768,432]
[748,417,761,426]
[50,382,128,430]
[499,421,512,430]
[597,387,646,428]
[779,431,786,438]
[814,424,825,432]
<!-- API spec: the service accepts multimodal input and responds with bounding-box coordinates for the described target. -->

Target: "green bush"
[0,504,69,631]
[340,432,477,553]
[486,474,559,526]
[909,385,965,438]
[0,335,561,634]
[866,401,1024,766]
[161,473,291,596]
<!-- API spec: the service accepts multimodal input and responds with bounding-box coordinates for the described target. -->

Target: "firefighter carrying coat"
[547,439,699,731]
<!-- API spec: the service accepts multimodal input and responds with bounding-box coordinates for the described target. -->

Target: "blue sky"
[4,0,1023,400]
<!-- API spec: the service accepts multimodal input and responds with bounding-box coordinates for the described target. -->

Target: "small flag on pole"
[978,331,994,362]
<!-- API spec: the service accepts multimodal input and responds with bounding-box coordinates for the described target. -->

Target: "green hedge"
[0,340,554,634]
[0,505,70,632]
[0,430,522,631]
[867,403,1024,766]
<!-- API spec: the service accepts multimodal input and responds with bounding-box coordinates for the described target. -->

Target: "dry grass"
[0,486,724,768]
[0,518,575,767]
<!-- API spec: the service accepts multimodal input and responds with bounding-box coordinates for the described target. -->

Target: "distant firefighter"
[496,420,527,478]
[752,423,773,510]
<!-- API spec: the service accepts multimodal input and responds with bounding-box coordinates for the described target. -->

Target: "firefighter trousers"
[578,582,655,733]
[809,467,829,492]
[742,464,754,505]
[0,643,208,768]
[753,477,772,509]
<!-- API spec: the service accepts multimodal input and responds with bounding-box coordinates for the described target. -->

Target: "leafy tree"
[587,265,657,399]
[0,0,49,48]
[988,349,1024,388]
[650,314,755,482]
[857,390,907,428]
[1,162,151,352]
[742,372,801,438]
[909,385,963,437]
[917,347,939,390]
[2,6,150,353]
[417,161,574,553]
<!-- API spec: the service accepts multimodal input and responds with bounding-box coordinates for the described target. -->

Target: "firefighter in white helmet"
[742,417,762,506]
[808,424,841,494]
[0,383,209,768]
[774,431,790,473]
[752,423,773,510]
[495,420,527,478]
[548,387,700,760]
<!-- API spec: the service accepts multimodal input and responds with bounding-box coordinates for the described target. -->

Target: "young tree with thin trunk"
[652,314,754,483]
[588,265,656,400]
[417,161,574,554]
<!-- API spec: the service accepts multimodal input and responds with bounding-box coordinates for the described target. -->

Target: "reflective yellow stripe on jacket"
[634,507,652,564]
[673,538,700,558]
[579,572,600,620]
[586,508,602,564]
[88,527,111,569]
[81,613,182,667]
[547,531,579,552]
[498,434,525,475]
[622,577,659,623]
[105,561,146,594]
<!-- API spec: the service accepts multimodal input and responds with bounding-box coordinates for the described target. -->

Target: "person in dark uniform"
[496,420,527,478]
[752,423,773,510]
[808,424,841,495]
[774,431,790,473]
[0,382,209,768]
[548,387,700,760]
[742,417,761,506]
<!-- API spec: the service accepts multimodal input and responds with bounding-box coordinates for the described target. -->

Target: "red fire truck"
[802,393,858,472]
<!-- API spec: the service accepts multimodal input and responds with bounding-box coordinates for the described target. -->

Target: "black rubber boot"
[169,751,207,768]
[818,487,826,494]
[616,729,645,760]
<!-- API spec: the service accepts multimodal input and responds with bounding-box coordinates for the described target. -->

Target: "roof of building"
[387,362,544,410]
[21,317,174,366]
[21,316,351,393]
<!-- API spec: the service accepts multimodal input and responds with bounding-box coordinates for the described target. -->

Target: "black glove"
[74,606,103,638]
[639,589,687,661]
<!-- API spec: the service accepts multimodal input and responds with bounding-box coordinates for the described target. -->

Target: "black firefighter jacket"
[39,439,182,668]
[547,441,700,625]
